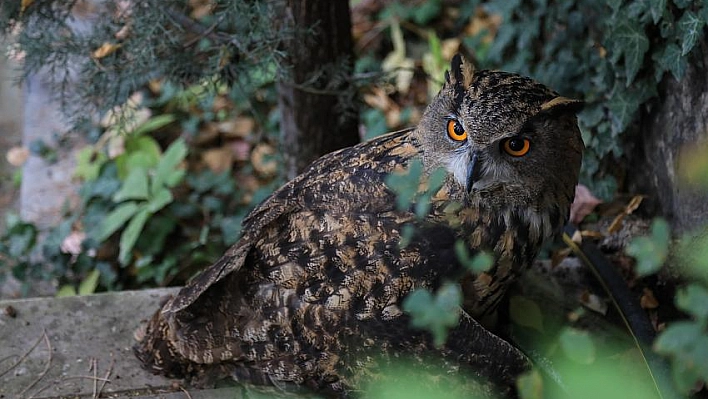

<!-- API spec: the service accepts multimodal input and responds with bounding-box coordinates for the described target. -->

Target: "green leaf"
[119,208,150,265]
[152,138,188,192]
[654,320,708,392]
[649,0,666,24]
[411,0,441,25]
[113,167,150,202]
[403,284,461,347]
[675,284,708,321]
[625,218,670,276]
[672,0,693,8]
[78,269,101,295]
[115,135,162,179]
[509,296,544,332]
[609,21,650,85]
[74,147,107,181]
[677,11,705,55]
[131,114,176,136]
[98,201,139,241]
[147,188,174,213]
[455,241,494,274]
[606,82,655,133]
[653,43,688,81]
[56,285,77,297]
[516,369,543,399]
[559,328,596,365]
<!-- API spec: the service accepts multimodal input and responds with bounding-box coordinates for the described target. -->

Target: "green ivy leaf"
[625,218,670,276]
[649,0,666,24]
[98,201,139,242]
[672,0,693,9]
[654,320,708,393]
[411,0,441,25]
[607,82,655,133]
[455,241,494,274]
[609,21,649,85]
[403,284,461,347]
[675,284,708,321]
[509,296,544,332]
[559,328,596,364]
[119,208,150,265]
[677,10,705,55]
[653,43,688,81]
[113,167,150,202]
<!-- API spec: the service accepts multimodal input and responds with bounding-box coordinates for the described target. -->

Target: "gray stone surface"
[630,34,708,234]
[0,288,244,398]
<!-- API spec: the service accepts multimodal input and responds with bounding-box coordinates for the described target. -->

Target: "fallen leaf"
[61,231,86,255]
[21,0,34,13]
[202,148,233,173]
[251,143,278,177]
[92,42,122,59]
[640,287,659,309]
[6,146,29,166]
[218,118,255,139]
[570,184,603,224]
[579,290,608,315]
[608,195,644,233]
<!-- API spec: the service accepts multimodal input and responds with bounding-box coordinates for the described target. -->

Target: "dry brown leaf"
[115,24,131,40]
[92,42,122,59]
[640,287,659,309]
[251,143,278,177]
[580,230,604,239]
[551,247,572,267]
[193,123,220,146]
[607,195,644,233]
[6,146,29,166]
[571,229,583,244]
[579,290,608,315]
[202,148,233,173]
[21,0,34,13]
[218,118,254,139]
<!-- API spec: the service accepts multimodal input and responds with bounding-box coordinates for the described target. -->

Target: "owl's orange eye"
[502,137,531,157]
[446,120,467,141]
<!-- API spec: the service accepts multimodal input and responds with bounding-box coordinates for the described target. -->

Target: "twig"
[97,353,115,397]
[91,358,98,399]
[27,375,112,399]
[0,331,45,378]
[180,386,194,399]
[19,330,52,398]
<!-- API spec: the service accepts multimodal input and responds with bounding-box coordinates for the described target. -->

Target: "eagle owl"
[134,54,584,395]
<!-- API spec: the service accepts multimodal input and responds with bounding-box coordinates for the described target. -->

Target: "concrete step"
[0,288,249,399]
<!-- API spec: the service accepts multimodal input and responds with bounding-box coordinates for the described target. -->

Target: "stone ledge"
[0,288,246,399]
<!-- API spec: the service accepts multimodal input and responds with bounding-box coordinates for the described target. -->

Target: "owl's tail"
[133,300,190,379]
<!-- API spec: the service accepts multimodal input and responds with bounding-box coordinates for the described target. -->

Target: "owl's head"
[416,54,584,236]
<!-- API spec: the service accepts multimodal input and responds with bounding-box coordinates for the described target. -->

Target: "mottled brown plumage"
[134,54,584,396]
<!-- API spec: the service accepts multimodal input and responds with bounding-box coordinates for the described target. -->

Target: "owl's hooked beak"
[466,151,482,193]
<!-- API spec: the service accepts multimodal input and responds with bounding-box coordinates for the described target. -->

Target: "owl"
[134,54,584,396]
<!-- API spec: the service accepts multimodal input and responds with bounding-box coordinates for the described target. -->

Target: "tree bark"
[629,34,708,234]
[278,0,360,180]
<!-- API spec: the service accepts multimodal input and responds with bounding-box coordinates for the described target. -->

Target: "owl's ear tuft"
[447,53,475,89]
[539,96,584,115]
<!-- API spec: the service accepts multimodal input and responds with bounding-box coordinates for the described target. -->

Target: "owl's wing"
[162,128,416,316]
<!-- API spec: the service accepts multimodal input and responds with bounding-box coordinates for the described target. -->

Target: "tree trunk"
[629,35,708,234]
[278,0,360,180]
